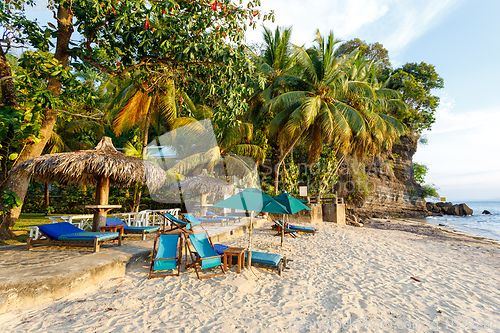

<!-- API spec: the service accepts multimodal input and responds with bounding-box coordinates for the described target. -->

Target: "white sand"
[1,221,499,332]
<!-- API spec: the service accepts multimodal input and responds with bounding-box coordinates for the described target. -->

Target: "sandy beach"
[1,220,499,332]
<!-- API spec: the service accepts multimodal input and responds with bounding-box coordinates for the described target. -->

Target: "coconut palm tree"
[267,31,369,194]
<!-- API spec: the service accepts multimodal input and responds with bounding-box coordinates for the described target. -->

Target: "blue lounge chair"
[214,244,289,276]
[149,233,182,278]
[187,232,225,280]
[206,211,240,222]
[27,222,122,252]
[272,220,297,238]
[282,220,316,234]
[183,213,228,224]
[106,217,160,240]
[159,213,201,232]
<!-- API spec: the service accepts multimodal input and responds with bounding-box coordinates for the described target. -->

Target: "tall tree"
[385,62,444,132]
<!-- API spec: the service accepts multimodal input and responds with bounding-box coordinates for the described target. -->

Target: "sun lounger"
[149,233,182,279]
[27,222,122,252]
[272,220,297,238]
[206,211,241,222]
[159,213,201,233]
[287,223,316,234]
[106,217,160,240]
[183,213,228,224]
[187,232,225,280]
[214,244,289,276]
[272,220,316,234]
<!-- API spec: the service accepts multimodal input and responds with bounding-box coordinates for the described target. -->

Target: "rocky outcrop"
[352,135,427,219]
[427,202,473,216]
[482,210,491,215]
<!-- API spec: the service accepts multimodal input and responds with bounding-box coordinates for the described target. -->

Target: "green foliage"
[386,62,444,132]
[422,184,440,199]
[413,162,428,184]
[0,190,22,214]
[335,38,391,75]
[280,154,299,194]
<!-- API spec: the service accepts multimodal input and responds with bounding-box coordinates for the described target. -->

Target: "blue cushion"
[246,251,281,266]
[153,234,179,271]
[124,226,160,233]
[289,224,315,232]
[189,233,221,269]
[58,231,119,241]
[38,222,83,239]
[195,216,227,222]
[213,244,229,255]
[106,217,126,226]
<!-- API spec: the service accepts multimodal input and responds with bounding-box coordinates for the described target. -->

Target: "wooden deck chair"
[272,220,297,238]
[187,232,225,280]
[106,217,159,240]
[149,233,182,279]
[27,222,122,253]
[159,213,201,233]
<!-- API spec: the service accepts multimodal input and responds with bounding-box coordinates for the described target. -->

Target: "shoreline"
[365,218,500,247]
[1,220,499,332]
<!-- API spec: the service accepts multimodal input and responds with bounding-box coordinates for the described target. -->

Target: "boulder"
[482,210,491,215]
[426,202,436,211]
[446,205,460,215]
[457,203,473,216]
[436,202,453,209]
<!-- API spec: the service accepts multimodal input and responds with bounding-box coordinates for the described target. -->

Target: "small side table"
[223,247,246,273]
[101,225,125,241]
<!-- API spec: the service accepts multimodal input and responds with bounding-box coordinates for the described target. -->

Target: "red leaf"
[211,1,217,11]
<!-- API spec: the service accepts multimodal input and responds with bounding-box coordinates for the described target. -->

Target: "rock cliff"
[353,135,428,219]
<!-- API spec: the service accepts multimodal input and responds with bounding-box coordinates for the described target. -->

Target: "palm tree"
[108,68,178,159]
[267,31,367,194]
[246,26,302,123]
[267,30,406,195]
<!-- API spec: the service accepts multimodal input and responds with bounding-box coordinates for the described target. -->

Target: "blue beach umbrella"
[274,193,311,245]
[212,188,288,268]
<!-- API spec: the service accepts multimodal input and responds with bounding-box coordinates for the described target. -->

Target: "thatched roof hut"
[11,137,166,192]
[174,169,233,195]
[172,169,233,215]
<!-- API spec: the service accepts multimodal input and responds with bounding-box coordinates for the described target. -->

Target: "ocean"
[425,201,500,242]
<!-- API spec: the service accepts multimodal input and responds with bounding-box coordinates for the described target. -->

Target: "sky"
[245,0,500,202]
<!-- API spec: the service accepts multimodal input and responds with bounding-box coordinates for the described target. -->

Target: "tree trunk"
[0,5,74,239]
[44,182,50,210]
[0,46,18,108]
[273,128,306,195]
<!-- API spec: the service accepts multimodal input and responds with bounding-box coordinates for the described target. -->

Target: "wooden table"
[223,247,246,273]
[100,224,124,243]
[101,224,124,234]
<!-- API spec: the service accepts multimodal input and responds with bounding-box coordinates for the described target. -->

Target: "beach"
[1,220,499,332]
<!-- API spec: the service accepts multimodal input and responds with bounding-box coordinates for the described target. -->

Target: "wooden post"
[200,193,207,216]
[281,214,285,246]
[247,212,253,269]
[93,176,110,231]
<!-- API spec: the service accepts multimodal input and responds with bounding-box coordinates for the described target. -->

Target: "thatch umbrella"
[172,169,233,215]
[11,137,166,231]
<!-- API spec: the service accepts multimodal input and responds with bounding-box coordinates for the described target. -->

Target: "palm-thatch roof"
[10,137,166,191]
[173,169,233,195]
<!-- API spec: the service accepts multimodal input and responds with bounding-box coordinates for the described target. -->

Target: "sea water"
[425,201,500,242]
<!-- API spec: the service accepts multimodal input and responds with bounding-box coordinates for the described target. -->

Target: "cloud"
[414,97,500,201]
[247,0,462,54]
